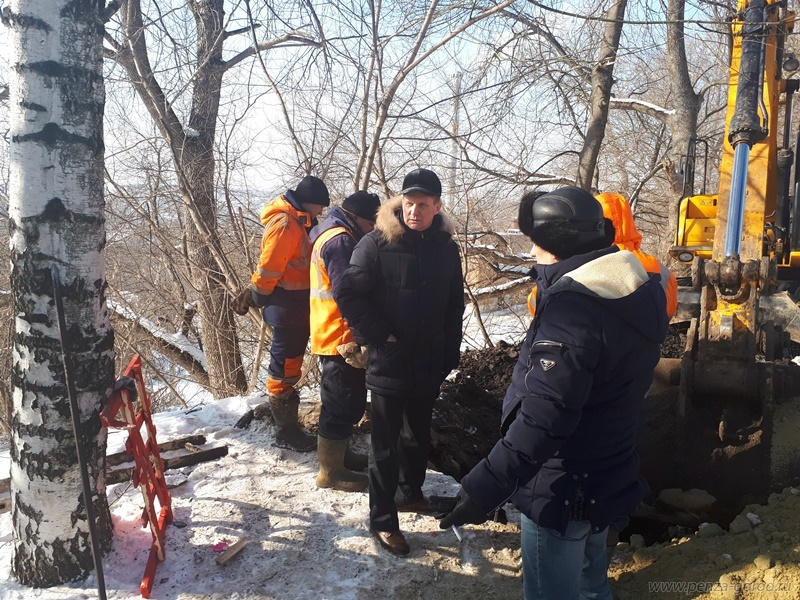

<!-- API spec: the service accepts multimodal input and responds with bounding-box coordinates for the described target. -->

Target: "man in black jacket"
[436,187,668,599]
[337,168,464,556]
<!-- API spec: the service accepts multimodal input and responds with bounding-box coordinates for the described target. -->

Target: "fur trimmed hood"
[375,196,455,243]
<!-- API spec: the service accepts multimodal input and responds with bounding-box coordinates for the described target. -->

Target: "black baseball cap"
[401,168,442,197]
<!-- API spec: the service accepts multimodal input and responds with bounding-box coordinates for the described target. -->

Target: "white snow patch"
[0,388,522,599]
[108,301,207,369]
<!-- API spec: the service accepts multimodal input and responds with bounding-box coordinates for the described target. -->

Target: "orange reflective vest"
[251,195,313,297]
[309,226,356,355]
[596,193,677,319]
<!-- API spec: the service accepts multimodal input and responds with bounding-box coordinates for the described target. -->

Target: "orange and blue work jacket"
[252,193,314,328]
[527,193,677,320]
[309,207,364,355]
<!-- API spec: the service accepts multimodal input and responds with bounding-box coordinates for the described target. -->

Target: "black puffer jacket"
[461,246,668,535]
[336,197,464,396]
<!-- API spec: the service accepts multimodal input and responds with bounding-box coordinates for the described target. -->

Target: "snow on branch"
[466,276,533,304]
[609,97,675,122]
[108,301,209,388]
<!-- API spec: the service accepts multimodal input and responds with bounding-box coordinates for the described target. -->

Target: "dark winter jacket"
[461,246,668,535]
[336,197,465,396]
[309,206,366,295]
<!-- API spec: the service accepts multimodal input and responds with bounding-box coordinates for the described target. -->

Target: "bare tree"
[575,0,627,189]
[103,0,321,397]
[4,0,113,585]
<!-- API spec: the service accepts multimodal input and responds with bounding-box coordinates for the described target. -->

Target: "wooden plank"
[0,492,9,514]
[0,437,222,490]
[215,537,251,566]
[106,445,228,485]
[106,434,207,467]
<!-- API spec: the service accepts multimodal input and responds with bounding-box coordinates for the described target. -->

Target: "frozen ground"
[0,389,523,600]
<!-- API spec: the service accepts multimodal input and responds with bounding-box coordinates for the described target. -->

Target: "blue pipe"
[725,142,750,258]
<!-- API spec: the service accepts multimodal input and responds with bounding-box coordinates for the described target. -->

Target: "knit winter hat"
[293,176,330,206]
[342,190,381,221]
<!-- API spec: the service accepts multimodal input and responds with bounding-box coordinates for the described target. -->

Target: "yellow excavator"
[662,0,800,501]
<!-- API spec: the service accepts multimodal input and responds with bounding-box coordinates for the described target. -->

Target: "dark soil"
[660,324,687,358]
[430,340,519,481]
[429,327,688,481]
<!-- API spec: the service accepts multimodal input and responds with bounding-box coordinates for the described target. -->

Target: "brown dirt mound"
[430,341,519,481]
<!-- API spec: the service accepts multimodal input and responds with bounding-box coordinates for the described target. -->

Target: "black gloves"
[433,487,490,529]
[232,288,256,315]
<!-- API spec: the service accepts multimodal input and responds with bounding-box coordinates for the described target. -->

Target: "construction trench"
[424,325,800,547]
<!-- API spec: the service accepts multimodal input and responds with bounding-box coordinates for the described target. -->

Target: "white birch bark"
[4,0,114,585]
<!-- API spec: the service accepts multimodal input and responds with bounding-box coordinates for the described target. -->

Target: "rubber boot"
[269,397,316,452]
[316,436,368,492]
[344,439,368,472]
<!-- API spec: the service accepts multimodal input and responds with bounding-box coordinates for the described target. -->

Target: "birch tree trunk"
[575,0,627,190]
[4,0,114,585]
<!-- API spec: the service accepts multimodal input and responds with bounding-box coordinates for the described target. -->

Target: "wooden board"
[0,436,224,492]
[106,445,228,485]
[106,434,207,467]
[215,537,251,566]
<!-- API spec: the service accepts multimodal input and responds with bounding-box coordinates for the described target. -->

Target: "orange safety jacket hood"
[251,194,313,297]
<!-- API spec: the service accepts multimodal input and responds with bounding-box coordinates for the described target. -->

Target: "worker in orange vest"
[232,176,330,452]
[596,193,677,319]
[309,191,381,492]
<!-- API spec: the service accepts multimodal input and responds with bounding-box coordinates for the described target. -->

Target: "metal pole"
[51,264,107,600]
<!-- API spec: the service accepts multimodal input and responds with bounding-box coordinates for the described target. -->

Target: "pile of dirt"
[429,327,687,482]
[609,487,800,599]
[430,340,519,481]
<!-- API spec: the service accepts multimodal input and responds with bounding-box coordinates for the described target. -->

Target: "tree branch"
[223,31,322,72]
[609,97,674,122]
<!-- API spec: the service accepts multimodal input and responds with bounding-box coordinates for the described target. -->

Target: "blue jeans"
[521,514,612,600]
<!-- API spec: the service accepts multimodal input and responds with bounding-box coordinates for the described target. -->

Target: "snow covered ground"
[0,388,523,600]
[0,305,529,600]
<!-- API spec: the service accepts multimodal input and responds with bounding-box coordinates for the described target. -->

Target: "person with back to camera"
[434,186,668,599]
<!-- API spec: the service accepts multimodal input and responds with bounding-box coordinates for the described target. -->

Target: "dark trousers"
[369,390,436,532]
[266,325,309,396]
[318,355,368,440]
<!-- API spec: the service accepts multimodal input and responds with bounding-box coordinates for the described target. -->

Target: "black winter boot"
[316,436,368,492]
[269,396,316,452]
